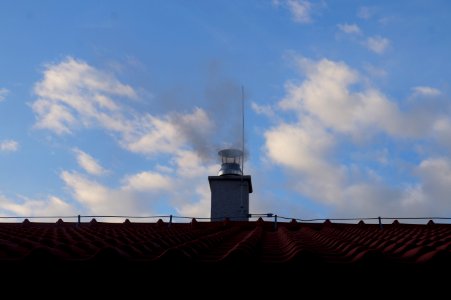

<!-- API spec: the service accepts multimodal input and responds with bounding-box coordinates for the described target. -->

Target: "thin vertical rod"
[240,86,245,217]
[241,86,245,175]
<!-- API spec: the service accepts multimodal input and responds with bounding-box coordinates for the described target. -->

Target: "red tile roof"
[0,218,449,271]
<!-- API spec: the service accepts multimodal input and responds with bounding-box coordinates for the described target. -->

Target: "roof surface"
[1,218,449,270]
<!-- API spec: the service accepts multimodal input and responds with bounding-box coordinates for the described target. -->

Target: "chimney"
[209,149,252,221]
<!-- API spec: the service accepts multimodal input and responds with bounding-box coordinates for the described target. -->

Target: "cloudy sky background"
[1,0,451,221]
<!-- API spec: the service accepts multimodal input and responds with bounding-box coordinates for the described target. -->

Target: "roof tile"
[0,221,449,270]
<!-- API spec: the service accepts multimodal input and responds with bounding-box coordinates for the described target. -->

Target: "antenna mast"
[241,86,245,175]
[239,86,245,215]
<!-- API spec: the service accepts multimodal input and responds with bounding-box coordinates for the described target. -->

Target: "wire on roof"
[0,214,450,223]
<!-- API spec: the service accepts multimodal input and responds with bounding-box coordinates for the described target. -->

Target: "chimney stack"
[209,149,252,221]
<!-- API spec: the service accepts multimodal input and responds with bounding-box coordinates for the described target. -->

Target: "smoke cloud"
[165,63,247,163]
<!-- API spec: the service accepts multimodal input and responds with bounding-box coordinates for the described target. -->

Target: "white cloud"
[0,195,76,217]
[432,118,451,151]
[264,119,345,204]
[32,57,214,160]
[59,146,218,218]
[274,0,314,23]
[122,171,172,192]
[168,150,218,217]
[286,0,312,23]
[32,57,136,135]
[175,184,211,218]
[337,183,402,217]
[0,140,19,152]
[30,57,221,218]
[23,54,451,219]
[73,148,106,176]
[0,88,8,102]
[60,155,216,218]
[124,115,182,155]
[279,57,408,137]
[125,108,213,156]
[412,86,441,97]
[265,120,333,173]
[61,170,143,215]
[337,23,361,35]
[400,157,451,216]
[336,23,390,55]
[251,102,276,119]
[173,150,218,178]
[357,6,373,20]
[417,158,451,195]
[259,55,451,217]
[365,36,390,54]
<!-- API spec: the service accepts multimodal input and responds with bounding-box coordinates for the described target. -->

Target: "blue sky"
[1,0,451,220]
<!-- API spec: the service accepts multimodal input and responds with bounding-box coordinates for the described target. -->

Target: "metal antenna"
[240,86,245,215]
[241,85,245,176]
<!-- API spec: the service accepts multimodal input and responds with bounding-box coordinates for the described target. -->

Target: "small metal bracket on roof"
[77,215,81,227]
[274,214,278,230]
[168,215,172,228]
[378,216,383,229]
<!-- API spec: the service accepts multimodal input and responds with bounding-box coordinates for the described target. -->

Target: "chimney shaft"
[209,149,252,221]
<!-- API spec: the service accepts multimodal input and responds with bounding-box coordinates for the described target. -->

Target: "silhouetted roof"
[0,218,449,271]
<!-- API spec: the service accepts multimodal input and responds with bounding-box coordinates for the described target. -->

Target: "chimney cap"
[218,148,243,176]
